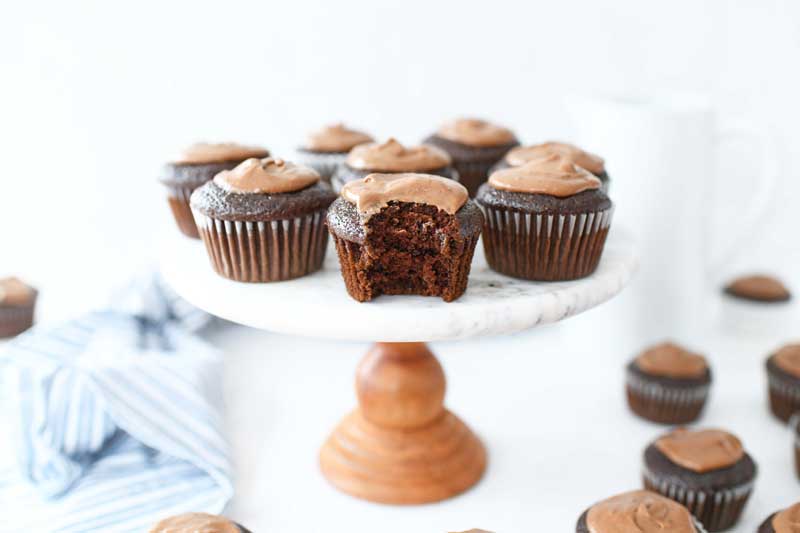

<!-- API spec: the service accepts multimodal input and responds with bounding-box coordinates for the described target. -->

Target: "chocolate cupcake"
[476,155,613,281]
[724,274,791,303]
[643,428,757,531]
[149,512,251,533]
[492,141,610,192]
[191,157,336,282]
[793,415,800,481]
[424,118,519,197]
[576,490,705,533]
[0,277,37,338]
[759,502,800,533]
[766,344,800,423]
[296,123,373,182]
[331,138,457,192]
[327,173,483,302]
[160,143,270,239]
[626,342,712,424]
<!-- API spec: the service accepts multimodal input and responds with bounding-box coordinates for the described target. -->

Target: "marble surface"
[160,230,638,342]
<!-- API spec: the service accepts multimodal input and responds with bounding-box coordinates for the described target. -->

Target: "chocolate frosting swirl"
[488,154,601,197]
[586,490,696,533]
[725,274,791,302]
[304,123,373,153]
[505,142,605,175]
[436,118,516,147]
[0,277,35,306]
[773,344,800,379]
[149,512,240,533]
[773,503,800,533]
[635,342,708,379]
[346,139,451,172]
[655,428,744,473]
[341,173,468,218]
[213,157,320,194]
[171,142,269,165]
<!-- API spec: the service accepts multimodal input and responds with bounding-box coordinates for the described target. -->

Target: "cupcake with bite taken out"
[190,157,336,283]
[327,173,482,302]
[492,141,610,192]
[160,142,270,239]
[423,118,519,197]
[476,154,613,281]
[296,123,374,182]
[149,512,251,533]
[331,138,457,192]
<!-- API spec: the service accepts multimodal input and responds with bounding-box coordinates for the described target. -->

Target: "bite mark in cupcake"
[327,173,482,302]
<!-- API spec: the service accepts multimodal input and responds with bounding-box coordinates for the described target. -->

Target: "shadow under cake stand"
[161,231,637,505]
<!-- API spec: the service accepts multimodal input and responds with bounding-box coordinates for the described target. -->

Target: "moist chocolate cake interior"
[358,202,467,301]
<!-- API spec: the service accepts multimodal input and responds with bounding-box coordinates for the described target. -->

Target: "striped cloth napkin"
[0,275,233,533]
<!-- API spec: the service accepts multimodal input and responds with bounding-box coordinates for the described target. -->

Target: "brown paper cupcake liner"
[767,372,800,423]
[295,151,346,182]
[0,304,35,338]
[193,210,329,282]
[330,233,479,302]
[453,160,496,198]
[626,370,710,424]
[165,184,201,239]
[481,205,613,281]
[643,468,754,532]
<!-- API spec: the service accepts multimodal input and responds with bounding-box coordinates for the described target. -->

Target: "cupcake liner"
[295,150,347,182]
[0,304,35,338]
[165,184,201,239]
[330,233,479,302]
[193,210,329,282]
[643,468,754,532]
[626,370,710,424]
[767,369,800,423]
[453,160,496,198]
[481,205,613,281]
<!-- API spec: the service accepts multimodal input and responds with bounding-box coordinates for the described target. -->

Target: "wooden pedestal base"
[319,342,486,504]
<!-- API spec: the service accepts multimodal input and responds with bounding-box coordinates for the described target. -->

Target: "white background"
[2,1,800,532]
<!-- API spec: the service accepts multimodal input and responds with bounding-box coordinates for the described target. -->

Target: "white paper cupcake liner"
[643,467,754,531]
[192,209,329,282]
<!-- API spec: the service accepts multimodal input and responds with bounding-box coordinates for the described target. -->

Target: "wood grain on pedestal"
[320,343,486,504]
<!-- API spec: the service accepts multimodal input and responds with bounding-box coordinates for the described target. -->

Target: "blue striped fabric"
[0,275,233,533]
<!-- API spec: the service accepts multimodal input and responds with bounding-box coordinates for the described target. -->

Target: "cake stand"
[160,231,637,505]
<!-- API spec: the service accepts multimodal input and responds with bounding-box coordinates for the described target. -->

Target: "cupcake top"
[488,154,601,197]
[654,428,744,473]
[346,139,451,172]
[772,344,800,379]
[724,274,791,302]
[586,490,696,533]
[0,277,35,307]
[772,502,800,533]
[171,142,270,165]
[149,512,240,533]
[341,173,468,218]
[213,157,320,194]
[504,142,605,176]
[304,123,374,153]
[436,118,516,147]
[634,342,708,379]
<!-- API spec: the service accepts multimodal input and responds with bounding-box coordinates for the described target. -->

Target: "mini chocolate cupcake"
[492,141,610,192]
[476,155,613,281]
[0,277,37,338]
[191,157,336,282]
[327,173,483,302]
[160,143,270,238]
[766,343,800,423]
[331,138,457,192]
[576,490,705,533]
[296,123,373,182]
[149,512,251,533]
[643,428,757,531]
[759,502,800,533]
[793,415,800,480]
[724,274,791,303]
[626,342,712,424]
[424,118,519,197]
